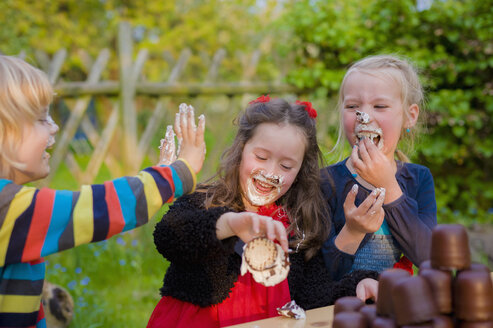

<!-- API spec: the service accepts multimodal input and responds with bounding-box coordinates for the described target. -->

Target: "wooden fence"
[14,22,338,187]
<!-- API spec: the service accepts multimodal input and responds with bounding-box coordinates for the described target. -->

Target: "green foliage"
[280,0,493,224]
[0,0,282,82]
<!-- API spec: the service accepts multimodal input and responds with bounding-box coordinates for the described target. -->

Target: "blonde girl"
[321,55,437,279]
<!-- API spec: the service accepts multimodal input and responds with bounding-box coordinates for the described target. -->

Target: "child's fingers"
[343,184,358,212]
[364,138,379,161]
[158,125,176,165]
[196,114,206,147]
[263,217,276,241]
[180,105,188,134]
[182,104,194,142]
[367,188,386,215]
[250,214,260,235]
[357,138,371,163]
[174,108,183,142]
[261,217,288,253]
[350,145,365,173]
[273,221,289,252]
[356,188,380,214]
[188,104,197,135]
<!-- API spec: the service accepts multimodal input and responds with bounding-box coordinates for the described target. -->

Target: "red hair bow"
[249,95,271,104]
[296,100,317,118]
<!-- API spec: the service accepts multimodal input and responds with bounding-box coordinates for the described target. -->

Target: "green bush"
[279,0,493,224]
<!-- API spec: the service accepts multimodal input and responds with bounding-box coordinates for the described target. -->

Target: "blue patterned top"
[320,158,437,280]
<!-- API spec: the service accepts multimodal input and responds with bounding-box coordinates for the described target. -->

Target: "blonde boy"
[0,55,205,328]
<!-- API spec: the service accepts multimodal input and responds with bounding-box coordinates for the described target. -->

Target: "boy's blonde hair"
[0,55,53,179]
[333,54,424,162]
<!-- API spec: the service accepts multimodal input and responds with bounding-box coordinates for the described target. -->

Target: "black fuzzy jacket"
[153,192,378,310]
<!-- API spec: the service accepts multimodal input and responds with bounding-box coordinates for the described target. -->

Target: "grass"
[44,159,175,327]
[45,212,170,327]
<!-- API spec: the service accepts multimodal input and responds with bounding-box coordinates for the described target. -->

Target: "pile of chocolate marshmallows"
[333,224,493,328]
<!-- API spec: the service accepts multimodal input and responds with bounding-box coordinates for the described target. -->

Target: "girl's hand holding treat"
[336,184,386,253]
[351,137,402,204]
[216,211,289,253]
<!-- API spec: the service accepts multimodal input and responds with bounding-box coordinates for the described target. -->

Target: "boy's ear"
[406,104,419,128]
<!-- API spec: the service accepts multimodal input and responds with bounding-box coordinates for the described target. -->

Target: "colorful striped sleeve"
[0,160,195,266]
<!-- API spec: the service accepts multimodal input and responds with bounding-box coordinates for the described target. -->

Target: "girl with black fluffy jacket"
[148,97,379,328]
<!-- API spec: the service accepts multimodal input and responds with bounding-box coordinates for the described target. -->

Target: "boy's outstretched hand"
[158,103,206,174]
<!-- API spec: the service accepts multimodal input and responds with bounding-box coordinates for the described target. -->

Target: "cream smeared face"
[342,70,407,161]
[244,169,285,207]
[13,110,59,184]
[239,122,306,211]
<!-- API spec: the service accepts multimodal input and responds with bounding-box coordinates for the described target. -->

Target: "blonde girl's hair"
[332,54,425,162]
[0,55,53,180]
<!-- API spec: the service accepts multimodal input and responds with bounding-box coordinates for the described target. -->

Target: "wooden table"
[226,305,334,328]
[227,273,493,328]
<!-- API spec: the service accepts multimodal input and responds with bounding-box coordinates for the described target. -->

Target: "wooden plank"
[48,49,67,84]
[55,81,301,96]
[43,49,110,186]
[118,21,138,172]
[83,103,119,183]
[136,99,168,167]
[168,48,191,83]
[135,47,192,168]
[64,153,83,183]
[80,112,122,178]
[226,305,334,328]
[205,48,226,83]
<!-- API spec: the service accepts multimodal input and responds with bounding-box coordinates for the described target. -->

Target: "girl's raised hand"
[216,212,289,253]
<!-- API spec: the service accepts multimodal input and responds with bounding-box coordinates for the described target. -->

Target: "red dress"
[147,204,291,328]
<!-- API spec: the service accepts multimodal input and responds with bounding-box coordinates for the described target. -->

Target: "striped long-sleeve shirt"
[0,160,195,328]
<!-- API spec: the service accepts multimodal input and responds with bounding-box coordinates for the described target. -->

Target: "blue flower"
[131,240,138,247]
[68,281,77,290]
[119,259,126,266]
[80,277,90,286]
[116,237,126,246]
[94,251,100,257]
[54,263,61,269]
[75,267,82,274]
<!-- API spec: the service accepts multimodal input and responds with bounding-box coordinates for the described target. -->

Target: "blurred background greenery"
[1,0,492,326]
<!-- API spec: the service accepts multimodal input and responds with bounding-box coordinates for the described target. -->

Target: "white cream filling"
[277,300,306,320]
[43,136,56,159]
[355,124,384,150]
[244,170,285,207]
[356,110,370,124]
[241,241,290,287]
